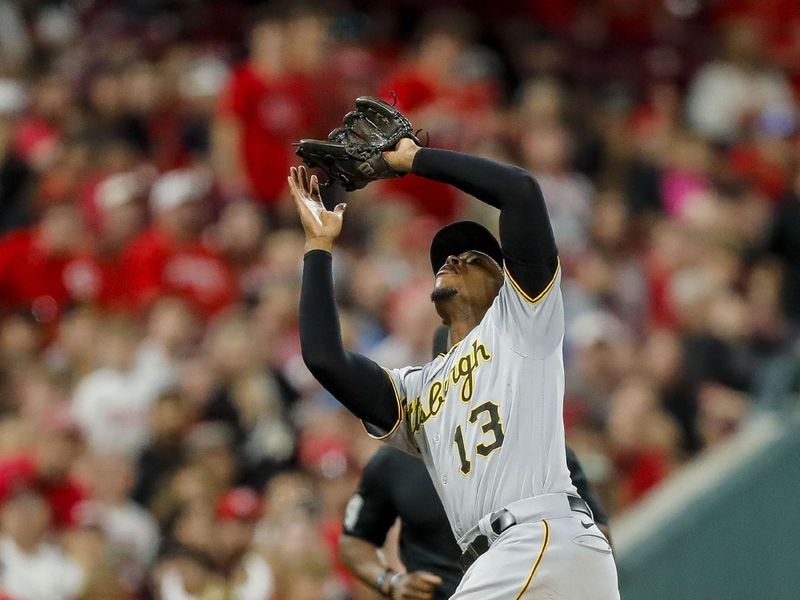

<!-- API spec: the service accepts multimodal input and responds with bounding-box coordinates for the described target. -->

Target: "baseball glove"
[294,96,421,191]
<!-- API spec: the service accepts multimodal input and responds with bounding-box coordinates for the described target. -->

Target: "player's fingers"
[288,175,306,207]
[299,165,310,194]
[401,589,433,600]
[405,576,435,592]
[333,203,346,215]
[291,166,301,190]
[310,174,321,199]
[287,174,300,202]
[415,572,443,585]
[288,175,317,221]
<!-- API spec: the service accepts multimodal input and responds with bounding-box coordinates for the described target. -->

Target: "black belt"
[457,495,592,573]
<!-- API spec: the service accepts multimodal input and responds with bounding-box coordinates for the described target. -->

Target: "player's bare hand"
[390,571,443,600]
[288,165,345,252]
[383,137,421,173]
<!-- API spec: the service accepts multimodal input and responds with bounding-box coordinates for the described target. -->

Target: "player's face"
[432,250,503,319]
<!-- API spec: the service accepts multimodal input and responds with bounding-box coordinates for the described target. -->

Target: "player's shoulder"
[386,361,438,390]
[500,260,562,307]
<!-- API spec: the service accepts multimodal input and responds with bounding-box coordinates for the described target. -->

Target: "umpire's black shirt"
[343,446,462,599]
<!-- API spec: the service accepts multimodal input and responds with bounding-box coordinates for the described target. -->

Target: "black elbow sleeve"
[301,344,337,381]
[515,171,544,205]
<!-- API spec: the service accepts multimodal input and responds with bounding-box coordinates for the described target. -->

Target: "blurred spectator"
[132,389,191,508]
[61,506,131,599]
[520,120,593,261]
[0,312,40,365]
[727,106,796,201]
[44,305,101,379]
[12,74,70,172]
[377,9,500,221]
[0,109,33,233]
[212,200,267,296]
[77,453,160,585]
[696,383,751,448]
[659,132,713,219]
[369,279,443,367]
[0,487,85,599]
[686,19,794,142]
[71,317,166,453]
[92,171,148,311]
[214,487,274,599]
[213,6,318,207]
[0,202,102,327]
[607,376,681,508]
[122,168,237,317]
[153,544,226,600]
[136,298,198,396]
[0,414,86,528]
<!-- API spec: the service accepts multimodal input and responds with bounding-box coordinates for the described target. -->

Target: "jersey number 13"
[453,401,505,476]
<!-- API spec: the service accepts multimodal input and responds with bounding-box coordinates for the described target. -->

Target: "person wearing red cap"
[215,487,274,600]
[0,412,87,530]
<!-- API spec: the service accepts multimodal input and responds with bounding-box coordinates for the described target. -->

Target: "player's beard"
[430,287,458,303]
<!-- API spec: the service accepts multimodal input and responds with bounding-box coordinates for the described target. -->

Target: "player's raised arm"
[384,139,558,301]
[290,166,399,432]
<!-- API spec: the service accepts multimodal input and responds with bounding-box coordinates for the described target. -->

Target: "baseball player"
[338,326,611,599]
[291,136,620,597]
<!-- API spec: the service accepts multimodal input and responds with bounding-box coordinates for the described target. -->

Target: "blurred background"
[0,0,799,598]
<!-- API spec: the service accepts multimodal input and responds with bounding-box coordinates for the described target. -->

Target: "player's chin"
[430,285,459,303]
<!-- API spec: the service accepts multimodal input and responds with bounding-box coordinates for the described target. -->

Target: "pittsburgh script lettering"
[407,340,492,434]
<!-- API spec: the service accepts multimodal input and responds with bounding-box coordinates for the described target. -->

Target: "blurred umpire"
[339,327,610,600]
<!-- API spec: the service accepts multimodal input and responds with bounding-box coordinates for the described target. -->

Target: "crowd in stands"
[0,0,799,598]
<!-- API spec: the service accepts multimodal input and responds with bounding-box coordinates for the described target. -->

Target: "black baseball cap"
[430,221,504,274]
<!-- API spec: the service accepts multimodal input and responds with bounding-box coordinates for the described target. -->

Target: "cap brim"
[431,221,503,273]
[430,221,504,274]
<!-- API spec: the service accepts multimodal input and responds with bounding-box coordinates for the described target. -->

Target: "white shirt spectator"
[71,367,160,454]
[0,536,85,600]
[686,61,793,141]
[71,337,174,453]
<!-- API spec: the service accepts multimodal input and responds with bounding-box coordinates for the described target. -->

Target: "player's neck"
[447,313,484,347]
[437,297,487,347]
[448,322,473,347]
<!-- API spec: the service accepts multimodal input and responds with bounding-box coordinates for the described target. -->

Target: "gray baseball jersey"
[366,264,577,542]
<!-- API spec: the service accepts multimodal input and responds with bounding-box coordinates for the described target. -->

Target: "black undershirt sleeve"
[412,148,559,298]
[300,250,398,431]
